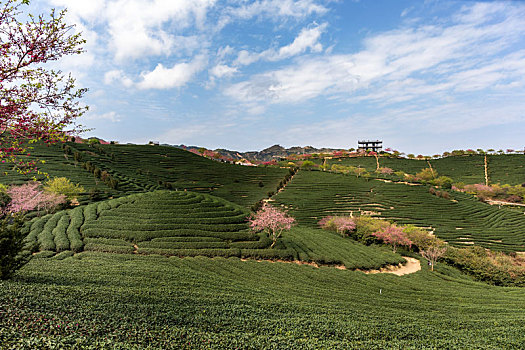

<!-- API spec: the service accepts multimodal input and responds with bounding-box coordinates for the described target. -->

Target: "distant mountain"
[170,144,347,162]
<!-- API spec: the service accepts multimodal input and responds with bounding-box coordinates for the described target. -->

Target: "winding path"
[240,256,421,276]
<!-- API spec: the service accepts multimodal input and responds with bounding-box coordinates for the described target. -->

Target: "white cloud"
[217,45,235,60]
[226,55,358,103]
[104,70,134,87]
[226,2,525,107]
[137,55,207,90]
[226,0,328,21]
[53,0,215,61]
[105,0,214,61]
[210,64,238,78]
[234,23,327,66]
[84,111,121,122]
[278,23,325,57]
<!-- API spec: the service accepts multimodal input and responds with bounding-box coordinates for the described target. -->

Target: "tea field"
[273,171,525,251]
[24,190,404,270]
[66,143,289,208]
[2,143,525,348]
[325,154,525,185]
[2,252,525,349]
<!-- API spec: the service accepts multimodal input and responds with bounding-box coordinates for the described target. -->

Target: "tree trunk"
[484,155,489,186]
[427,160,435,179]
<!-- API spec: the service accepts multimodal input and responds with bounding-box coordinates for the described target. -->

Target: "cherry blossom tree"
[5,182,65,214]
[318,215,356,236]
[249,203,295,248]
[0,0,87,173]
[372,225,412,253]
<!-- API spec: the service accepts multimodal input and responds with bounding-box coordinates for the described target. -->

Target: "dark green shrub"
[0,216,31,280]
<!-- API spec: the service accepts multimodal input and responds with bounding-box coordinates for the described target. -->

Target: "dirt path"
[486,199,525,208]
[359,257,421,276]
[240,256,421,276]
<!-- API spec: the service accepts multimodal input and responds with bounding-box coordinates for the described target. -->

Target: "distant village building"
[358,140,382,153]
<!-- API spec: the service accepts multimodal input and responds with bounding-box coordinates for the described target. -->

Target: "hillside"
[324,154,525,185]
[25,190,404,270]
[0,142,289,208]
[2,141,525,348]
[273,171,525,251]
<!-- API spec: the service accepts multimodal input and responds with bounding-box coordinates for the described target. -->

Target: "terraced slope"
[273,170,525,251]
[68,143,289,207]
[2,253,525,348]
[325,154,524,185]
[24,190,403,270]
[0,143,115,201]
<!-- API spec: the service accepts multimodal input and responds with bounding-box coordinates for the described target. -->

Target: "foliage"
[5,182,65,214]
[43,177,84,201]
[372,225,412,253]
[430,176,453,189]
[249,203,295,248]
[0,0,87,172]
[461,183,525,204]
[317,215,356,236]
[429,187,451,199]
[403,225,439,251]
[416,168,437,182]
[0,215,29,279]
[445,246,525,286]
[378,167,393,174]
[300,160,316,169]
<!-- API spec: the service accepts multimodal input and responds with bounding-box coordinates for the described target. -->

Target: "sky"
[29,0,525,154]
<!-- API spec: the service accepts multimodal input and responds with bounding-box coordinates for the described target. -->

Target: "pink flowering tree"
[249,204,296,248]
[318,215,356,236]
[372,225,412,253]
[0,0,87,173]
[5,182,65,214]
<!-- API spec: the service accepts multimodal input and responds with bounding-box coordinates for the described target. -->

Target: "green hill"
[67,142,289,207]
[273,170,525,251]
[25,190,403,270]
[324,154,525,185]
[0,142,290,207]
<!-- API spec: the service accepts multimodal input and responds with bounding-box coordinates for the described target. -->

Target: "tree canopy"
[0,0,87,173]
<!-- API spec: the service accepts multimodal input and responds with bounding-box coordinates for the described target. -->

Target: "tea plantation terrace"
[24,190,404,270]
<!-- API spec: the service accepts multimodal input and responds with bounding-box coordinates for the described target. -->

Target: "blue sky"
[32,0,525,154]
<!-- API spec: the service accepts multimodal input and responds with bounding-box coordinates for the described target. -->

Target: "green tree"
[301,160,315,169]
[43,177,84,201]
[0,215,30,280]
[416,168,437,182]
